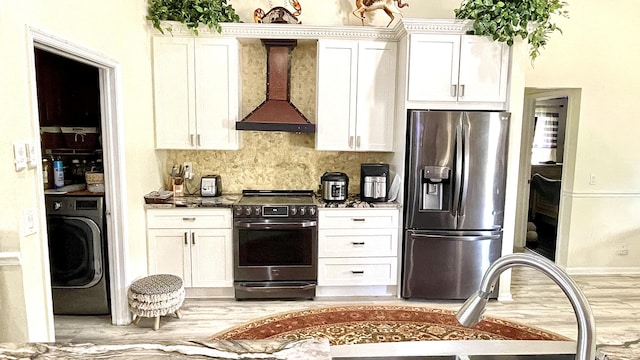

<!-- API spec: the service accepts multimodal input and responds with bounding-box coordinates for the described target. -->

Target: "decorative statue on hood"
[254,0,302,24]
[353,0,409,27]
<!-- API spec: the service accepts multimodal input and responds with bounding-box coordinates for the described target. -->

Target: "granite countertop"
[145,194,241,209]
[145,192,401,210]
[315,194,401,209]
[0,339,330,359]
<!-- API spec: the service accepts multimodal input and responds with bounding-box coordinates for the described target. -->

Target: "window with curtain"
[531,110,559,164]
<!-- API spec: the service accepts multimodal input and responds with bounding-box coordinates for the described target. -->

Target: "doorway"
[28,27,130,332]
[517,88,581,266]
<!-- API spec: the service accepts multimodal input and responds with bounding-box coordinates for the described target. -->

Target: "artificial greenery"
[147,0,241,35]
[454,0,569,63]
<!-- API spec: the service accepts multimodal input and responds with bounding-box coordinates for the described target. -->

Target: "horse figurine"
[353,0,409,27]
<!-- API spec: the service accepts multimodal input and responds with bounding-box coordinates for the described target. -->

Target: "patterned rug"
[210,305,570,345]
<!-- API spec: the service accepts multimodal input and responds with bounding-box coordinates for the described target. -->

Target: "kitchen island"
[2,339,611,359]
[0,339,330,359]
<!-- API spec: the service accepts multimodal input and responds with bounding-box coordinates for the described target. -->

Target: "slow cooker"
[320,172,349,202]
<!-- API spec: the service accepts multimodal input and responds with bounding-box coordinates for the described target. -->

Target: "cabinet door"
[147,229,192,286]
[190,229,233,287]
[458,35,509,103]
[194,38,240,150]
[355,41,396,151]
[316,40,358,151]
[407,34,460,102]
[152,36,196,149]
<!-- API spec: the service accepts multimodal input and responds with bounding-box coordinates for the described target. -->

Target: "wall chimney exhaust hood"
[236,39,315,133]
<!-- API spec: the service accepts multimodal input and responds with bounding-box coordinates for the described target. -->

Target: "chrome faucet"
[456,253,596,360]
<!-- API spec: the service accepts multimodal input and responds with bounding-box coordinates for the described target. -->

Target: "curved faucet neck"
[474,253,596,360]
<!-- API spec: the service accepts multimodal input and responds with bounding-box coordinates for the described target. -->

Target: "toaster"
[200,175,222,197]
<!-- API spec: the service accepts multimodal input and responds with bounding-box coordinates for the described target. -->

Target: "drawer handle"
[351,270,365,274]
[351,242,365,246]
[182,217,196,221]
[184,232,188,245]
[351,218,366,222]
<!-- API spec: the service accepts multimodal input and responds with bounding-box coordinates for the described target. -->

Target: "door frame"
[516,88,582,267]
[26,26,131,329]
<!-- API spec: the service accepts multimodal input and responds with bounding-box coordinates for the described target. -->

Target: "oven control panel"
[233,205,317,218]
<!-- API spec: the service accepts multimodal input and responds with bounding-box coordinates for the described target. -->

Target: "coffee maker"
[360,163,389,202]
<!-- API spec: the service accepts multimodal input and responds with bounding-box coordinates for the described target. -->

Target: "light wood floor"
[55,267,640,360]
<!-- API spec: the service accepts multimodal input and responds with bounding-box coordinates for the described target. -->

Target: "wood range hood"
[236,39,315,133]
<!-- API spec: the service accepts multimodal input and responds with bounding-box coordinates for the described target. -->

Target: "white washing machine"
[45,195,110,315]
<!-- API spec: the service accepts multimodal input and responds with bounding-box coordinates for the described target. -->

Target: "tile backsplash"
[164,42,393,195]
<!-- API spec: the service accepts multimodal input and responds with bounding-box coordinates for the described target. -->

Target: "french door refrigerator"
[401,110,510,300]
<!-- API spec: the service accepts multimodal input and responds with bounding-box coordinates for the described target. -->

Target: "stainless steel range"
[233,190,318,300]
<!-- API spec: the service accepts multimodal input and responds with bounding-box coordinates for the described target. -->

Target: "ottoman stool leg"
[153,316,160,331]
[133,315,142,325]
[175,309,182,319]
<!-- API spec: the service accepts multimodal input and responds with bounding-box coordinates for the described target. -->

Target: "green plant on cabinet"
[147,0,241,35]
[454,0,569,63]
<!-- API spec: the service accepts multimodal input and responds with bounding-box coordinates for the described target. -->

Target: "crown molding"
[151,18,475,42]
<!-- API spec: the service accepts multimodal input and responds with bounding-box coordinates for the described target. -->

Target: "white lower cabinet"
[317,208,399,295]
[146,209,232,288]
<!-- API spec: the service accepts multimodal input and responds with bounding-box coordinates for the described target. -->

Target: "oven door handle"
[235,283,317,292]
[234,220,317,229]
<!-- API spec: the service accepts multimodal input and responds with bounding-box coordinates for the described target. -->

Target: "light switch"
[26,142,39,169]
[13,143,27,171]
[23,208,38,236]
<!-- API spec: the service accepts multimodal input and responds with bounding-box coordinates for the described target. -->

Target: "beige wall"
[0,0,159,341]
[2,0,638,342]
[523,0,640,270]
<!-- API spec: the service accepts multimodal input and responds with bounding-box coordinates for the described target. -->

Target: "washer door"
[47,216,103,288]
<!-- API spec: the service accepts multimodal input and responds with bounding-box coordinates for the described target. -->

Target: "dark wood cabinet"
[34,48,101,127]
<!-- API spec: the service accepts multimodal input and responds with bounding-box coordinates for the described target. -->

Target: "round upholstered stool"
[128,274,185,330]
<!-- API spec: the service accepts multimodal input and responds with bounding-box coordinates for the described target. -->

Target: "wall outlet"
[616,243,629,256]
[183,162,194,180]
[589,173,597,185]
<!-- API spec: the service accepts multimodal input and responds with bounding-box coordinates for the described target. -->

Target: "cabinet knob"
[351,270,365,274]
[351,218,365,222]
[191,232,196,245]
[182,217,196,221]
[451,84,457,97]
[184,232,188,245]
[459,84,465,97]
[351,242,365,246]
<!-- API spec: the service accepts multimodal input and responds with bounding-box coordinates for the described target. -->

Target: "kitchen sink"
[334,356,574,360]
[330,340,577,360]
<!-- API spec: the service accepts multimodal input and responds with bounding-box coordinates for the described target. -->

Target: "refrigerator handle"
[453,124,463,217]
[411,233,502,241]
[460,123,470,217]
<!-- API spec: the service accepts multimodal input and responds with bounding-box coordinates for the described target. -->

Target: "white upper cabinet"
[407,33,509,108]
[316,39,397,152]
[152,36,240,150]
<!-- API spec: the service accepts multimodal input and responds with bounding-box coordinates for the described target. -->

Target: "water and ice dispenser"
[421,166,450,211]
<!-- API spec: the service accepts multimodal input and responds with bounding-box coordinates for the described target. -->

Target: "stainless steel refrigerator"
[401,110,510,300]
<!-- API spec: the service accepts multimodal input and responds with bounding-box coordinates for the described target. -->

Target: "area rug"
[210,305,570,345]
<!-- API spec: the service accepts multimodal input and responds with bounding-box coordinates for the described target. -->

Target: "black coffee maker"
[360,163,389,202]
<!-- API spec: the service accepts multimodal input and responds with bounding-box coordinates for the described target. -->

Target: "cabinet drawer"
[318,229,397,257]
[146,209,231,229]
[318,209,398,229]
[318,257,397,286]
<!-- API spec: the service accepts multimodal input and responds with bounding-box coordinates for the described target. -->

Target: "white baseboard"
[186,287,234,299]
[317,285,397,297]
